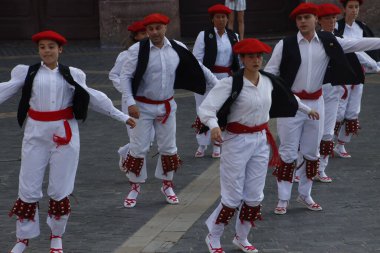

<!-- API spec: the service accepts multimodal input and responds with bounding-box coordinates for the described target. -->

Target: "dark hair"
[122,31,139,49]
[341,0,361,8]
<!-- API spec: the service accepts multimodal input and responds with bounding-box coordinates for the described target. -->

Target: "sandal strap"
[50,234,62,240]
[50,248,63,253]
[16,238,29,246]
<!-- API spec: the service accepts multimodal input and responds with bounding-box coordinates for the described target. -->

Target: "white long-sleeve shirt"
[0,62,129,123]
[109,50,129,93]
[192,27,234,68]
[264,31,380,93]
[198,73,311,130]
[119,37,218,107]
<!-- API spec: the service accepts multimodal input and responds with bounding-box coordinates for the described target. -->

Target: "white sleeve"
[192,31,206,62]
[70,67,129,123]
[198,77,233,130]
[109,50,129,93]
[337,37,380,53]
[355,51,380,73]
[120,43,140,107]
[0,65,28,105]
[294,95,312,114]
[264,40,283,76]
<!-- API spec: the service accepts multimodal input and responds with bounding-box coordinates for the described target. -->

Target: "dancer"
[192,4,240,158]
[1,30,135,253]
[199,38,318,253]
[264,2,380,215]
[108,21,153,172]
[334,0,380,158]
[119,13,217,208]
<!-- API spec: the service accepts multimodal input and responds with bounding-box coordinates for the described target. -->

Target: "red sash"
[211,65,232,75]
[28,107,74,146]
[294,89,322,100]
[226,122,280,167]
[135,96,174,124]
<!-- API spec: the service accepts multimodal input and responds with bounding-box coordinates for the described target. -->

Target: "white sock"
[213,145,220,154]
[163,184,176,196]
[197,145,207,152]
[50,236,62,250]
[300,195,314,205]
[207,233,222,248]
[318,171,327,178]
[127,183,140,199]
[10,240,28,253]
[277,200,288,208]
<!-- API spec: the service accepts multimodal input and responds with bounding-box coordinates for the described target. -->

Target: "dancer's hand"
[126,118,136,128]
[308,110,319,120]
[128,105,140,119]
[211,127,223,143]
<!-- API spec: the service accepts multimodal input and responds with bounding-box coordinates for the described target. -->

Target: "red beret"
[233,38,272,54]
[128,21,146,33]
[142,13,170,26]
[208,4,232,15]
[339,0,363,5]
[32,30,67,45]
[318,3,342,17]
[289,3,318,20]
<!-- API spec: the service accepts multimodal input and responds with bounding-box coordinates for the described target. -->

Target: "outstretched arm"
[337,37,380,54]
[70,67,135,127]
[0,65,28,105]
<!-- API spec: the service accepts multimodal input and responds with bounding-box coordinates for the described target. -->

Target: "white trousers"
[126,100,177,183]
[206,130,269,239]
[194,92,211,146]
[320,84,343,173]
[16,118,79,239]
[336,84,363,143]
[276,97,324,201]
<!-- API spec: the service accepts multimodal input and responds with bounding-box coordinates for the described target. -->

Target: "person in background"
[265,2,380,215]
[315,3,380,183]
[192,4,240,158]
[1,30,135,253]
[225,0,246,40]
[334,0,380,158]
[108,21,154,176]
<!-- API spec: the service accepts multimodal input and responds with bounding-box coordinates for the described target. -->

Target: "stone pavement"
[0,40,379,253]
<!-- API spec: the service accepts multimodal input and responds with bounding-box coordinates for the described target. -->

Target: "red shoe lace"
[16,238,29,246]
[162,180,178,201]
[130,182,140,193]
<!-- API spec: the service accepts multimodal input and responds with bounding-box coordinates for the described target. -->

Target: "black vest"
[337,19,380,61]
[17,63,90,127]
[279,31,357,87]
[131,38,206,96]
[203,28,240,72]
[199,69,298,133]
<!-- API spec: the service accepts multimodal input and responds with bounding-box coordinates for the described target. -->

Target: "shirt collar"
[213,27,227,35]
[41,61,59,71]
[297,30,320,43]
[149,37,171,49]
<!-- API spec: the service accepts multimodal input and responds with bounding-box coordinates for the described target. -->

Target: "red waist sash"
[211,65,232,75]
[294,89,322,100]
[28,107,74,146]
[226,122,280,167]
[135,96,174,124]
